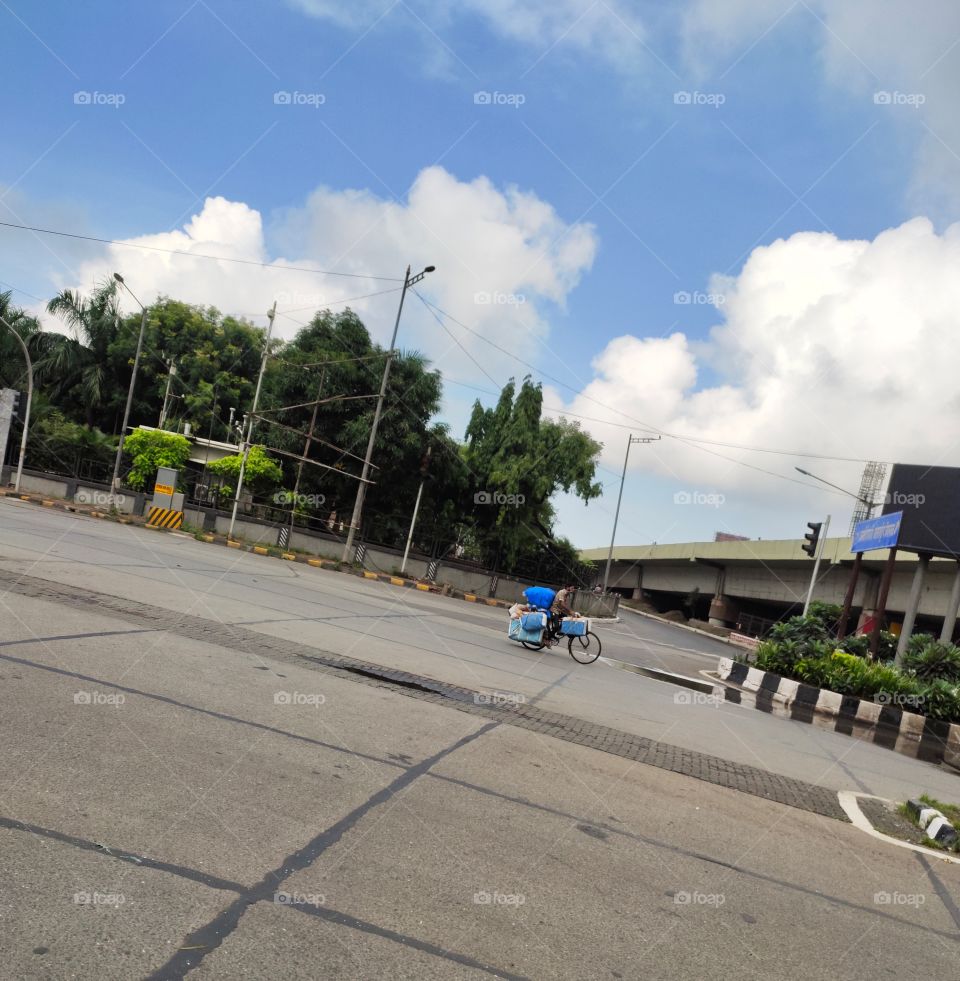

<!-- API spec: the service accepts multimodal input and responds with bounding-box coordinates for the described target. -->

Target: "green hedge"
[751,611,960,724]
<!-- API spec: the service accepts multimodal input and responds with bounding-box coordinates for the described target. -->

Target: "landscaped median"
[709,602,960,768]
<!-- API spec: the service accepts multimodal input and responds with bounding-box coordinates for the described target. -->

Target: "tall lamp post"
[341,264,435,563]
[603,434,659,593]
[0,315,33,493]
[110,273,149,501]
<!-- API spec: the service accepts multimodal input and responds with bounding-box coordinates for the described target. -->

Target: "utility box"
[152,467,178,509]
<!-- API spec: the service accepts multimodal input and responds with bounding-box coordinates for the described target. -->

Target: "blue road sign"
[851,511,902,553]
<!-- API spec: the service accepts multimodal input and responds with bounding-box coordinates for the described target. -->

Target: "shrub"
[903,639,960,683]
[122,428,191,491]
[838,634,870,658]
[916,679,960,722]
[208,445,282,495]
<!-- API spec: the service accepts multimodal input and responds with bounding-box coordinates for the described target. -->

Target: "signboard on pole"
[851,511,902,553]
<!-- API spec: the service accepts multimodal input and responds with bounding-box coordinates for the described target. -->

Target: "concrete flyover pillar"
[895,553,930,666]
[939,561,960,643]
[708,594,739,628]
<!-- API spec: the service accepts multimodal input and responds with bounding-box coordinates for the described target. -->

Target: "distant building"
[714,532,749,542]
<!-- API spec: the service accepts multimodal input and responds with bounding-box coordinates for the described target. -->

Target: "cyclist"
[548,584,577,644]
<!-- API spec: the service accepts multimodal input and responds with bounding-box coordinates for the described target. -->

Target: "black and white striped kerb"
[716,658,960,769]
[906,798,958,845]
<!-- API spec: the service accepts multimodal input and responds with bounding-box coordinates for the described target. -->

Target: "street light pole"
[110,273,148,503]
[603,434,659,592]
[228,302,277,541]
[159,359,177,429]
[340,263,435,564]
[0,315,32,493]
[400,445,431,575]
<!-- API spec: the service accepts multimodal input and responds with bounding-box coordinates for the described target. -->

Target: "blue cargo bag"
[560,617,587,637]
[508,618,544,644]
[520,611,547,631]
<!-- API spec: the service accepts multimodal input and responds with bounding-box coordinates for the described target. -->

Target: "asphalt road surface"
[1,498,958,980]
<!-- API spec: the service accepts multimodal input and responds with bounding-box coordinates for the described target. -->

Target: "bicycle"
[520,612,602,664]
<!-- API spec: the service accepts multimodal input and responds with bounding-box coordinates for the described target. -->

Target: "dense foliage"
[752,608,960,723]
[2,285,602,583]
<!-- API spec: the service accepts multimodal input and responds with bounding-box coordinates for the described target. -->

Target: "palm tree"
[0,291,40,389]
[38,280,122,429]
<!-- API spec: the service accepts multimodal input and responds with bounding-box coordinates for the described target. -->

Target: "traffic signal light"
[10,391,20,417]
[802,521,822,558]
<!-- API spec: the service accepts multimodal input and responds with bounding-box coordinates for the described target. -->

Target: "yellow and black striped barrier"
[146,506,183,530]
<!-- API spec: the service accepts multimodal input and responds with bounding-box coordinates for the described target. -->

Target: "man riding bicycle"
[548,584,577,645]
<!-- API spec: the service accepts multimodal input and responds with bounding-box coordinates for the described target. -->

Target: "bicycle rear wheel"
[521,639,546,651]
[568,630,601,664]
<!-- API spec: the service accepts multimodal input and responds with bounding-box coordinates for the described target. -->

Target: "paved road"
[2,498,959,979]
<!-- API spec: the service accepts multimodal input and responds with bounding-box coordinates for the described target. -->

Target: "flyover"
[582,537,960,636]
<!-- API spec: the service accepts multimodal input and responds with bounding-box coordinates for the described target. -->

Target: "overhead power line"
[0,219,404,282]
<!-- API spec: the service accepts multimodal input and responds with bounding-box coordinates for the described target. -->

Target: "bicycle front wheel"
[568,630,601,664]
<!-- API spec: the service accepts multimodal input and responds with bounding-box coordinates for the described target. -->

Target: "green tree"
[107,298,264,441]
[463,377,602,573]
[122,428,191,491]
[0,291,40,391]
[37,281,123,429]
[260,309,454,544]
[208,445,283,497]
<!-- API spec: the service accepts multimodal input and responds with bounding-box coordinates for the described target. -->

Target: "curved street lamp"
[0,315,33,493]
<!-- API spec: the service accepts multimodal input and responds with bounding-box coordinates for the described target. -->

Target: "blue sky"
[3,0,960,550]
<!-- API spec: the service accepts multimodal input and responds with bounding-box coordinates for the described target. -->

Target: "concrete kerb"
[0,488,516,611]
[839,793,960,864]
[711,656,960,770]
[620,604,736,646]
